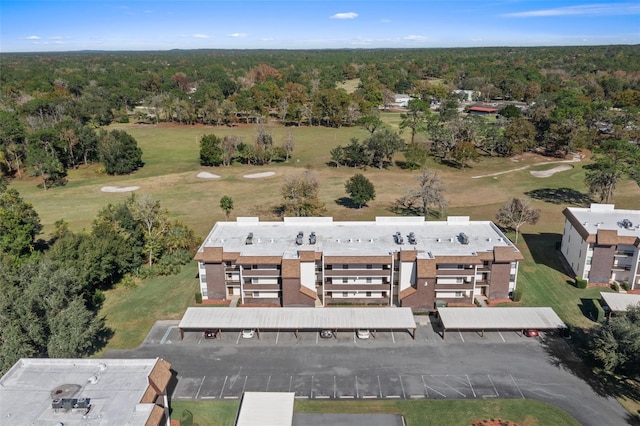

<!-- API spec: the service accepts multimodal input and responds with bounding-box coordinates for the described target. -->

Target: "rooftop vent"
[436,238,442,242]
[408,232,417,245]
[296,231,304,245]
[394,232,404,244]
[87,375,99,384]
[621,219,633,229]
[245,232,254,245]
[459,233,469,245]
[309,231,316,245]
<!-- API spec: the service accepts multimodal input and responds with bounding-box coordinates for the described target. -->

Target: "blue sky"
[1,1,638,52]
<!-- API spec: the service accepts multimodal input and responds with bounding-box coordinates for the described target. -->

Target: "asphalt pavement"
[104,319,632,426]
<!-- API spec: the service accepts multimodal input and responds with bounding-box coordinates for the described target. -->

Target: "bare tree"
[495,197,540,244]
[283,131,295,162]
[280,170,325,217]
[128,194,169,266]
[395,168,447,219]
[221,135,238,166]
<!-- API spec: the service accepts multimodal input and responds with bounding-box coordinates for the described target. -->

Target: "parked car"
[356,329,370,339]
[241,329,255,339]
[524,329,539,337]
[203,329,217,339]
[320,330,333,339]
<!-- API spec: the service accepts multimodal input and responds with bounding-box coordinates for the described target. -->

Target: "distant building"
[467,105,499,115]
[0,358,173,426]
[453,89,479,102]
[561,204,640,288]
[194,216,523,311]
[393,93,413,107]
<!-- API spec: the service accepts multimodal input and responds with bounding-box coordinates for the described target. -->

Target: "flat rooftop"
[0,358,164,426]
[566,204,640,238]
[236,392,295,426]
[600,292,640,312]
[198,216,518,260]
[179,307,417,330]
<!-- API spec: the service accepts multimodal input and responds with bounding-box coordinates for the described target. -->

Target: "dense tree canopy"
[345,173,376,208]
[98,129,143,175]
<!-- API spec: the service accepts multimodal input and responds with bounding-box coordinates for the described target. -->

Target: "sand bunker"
[530,165,573,178]
[101,186,140,193]
[243,171,276,179]
[197,172,221,179]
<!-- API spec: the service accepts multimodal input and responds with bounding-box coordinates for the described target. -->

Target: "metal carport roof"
[438,307,566,331]
[236,392,294,426]
[600,292,640,312]
[179,307,416,331]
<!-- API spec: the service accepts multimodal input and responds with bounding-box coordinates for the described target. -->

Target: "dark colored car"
[203,329,217,339]
[524,329,539,337]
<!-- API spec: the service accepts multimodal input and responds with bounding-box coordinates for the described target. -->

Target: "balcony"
[241,269,281,277]
[324,269,391,278]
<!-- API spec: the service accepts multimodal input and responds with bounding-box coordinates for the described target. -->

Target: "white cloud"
[192,34,210,39]
[503,3,640,18]
[330,12,358,19]
[404,35,426,41]
[227,32,248,38]
[26,35,40,40]
[380,19,392,23]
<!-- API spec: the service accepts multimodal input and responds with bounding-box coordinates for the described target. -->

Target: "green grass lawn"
[171,399,579,426]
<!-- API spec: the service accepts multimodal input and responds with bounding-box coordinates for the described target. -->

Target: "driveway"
[105,319,630,426]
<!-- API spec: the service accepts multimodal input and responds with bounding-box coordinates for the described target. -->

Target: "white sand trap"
[197,172,221,179]
[101,186,140,193]
[530,165,573,178]
[243,171,275,179]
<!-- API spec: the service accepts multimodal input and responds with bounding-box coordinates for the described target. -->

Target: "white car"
[356,329,370,339]
[241,329,255,339]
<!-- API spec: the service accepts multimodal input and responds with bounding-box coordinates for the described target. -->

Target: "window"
[253,291,260,297]
[202,289,208,297]
[367,264,373,269]
[366,277,372,284]
[455,291,462,297]
[586,256,592,265]
[342,278,348,284]
[456,277,463,284]
[510,274,516,282]
[366,291,372,297]
[342,292,348,297]
[343,264,349,270]
[483,261,490,268]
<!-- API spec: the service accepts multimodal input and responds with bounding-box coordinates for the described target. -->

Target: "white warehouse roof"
[438,307,566,330]
[179,307,416,330]
[600,292,640,312]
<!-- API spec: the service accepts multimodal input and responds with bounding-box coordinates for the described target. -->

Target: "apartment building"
[194,216,523,311]
[561,204,640,288]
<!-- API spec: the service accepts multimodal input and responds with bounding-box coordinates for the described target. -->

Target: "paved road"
[105,320,631,426]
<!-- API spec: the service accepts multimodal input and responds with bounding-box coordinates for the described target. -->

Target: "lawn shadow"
[578,298,601,323]
[522,233,571,276]
[335,197,360,209]
[525,187,592,206]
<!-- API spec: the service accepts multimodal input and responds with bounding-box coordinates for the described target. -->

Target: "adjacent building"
[561,204,640,288]
[194,216,523,311]
[0,357,173,426]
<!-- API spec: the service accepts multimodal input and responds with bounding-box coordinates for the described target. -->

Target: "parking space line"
[386,395,401,399]
[219,376,228,399]
[362,395,377,399]
[197,336,203,345]
[176,396,191,400]
[458,330,465,342]
[377,376,383,398]
[315,395,330,399]
[223,396,238,399]
[288,375,293,392]
[355,376,359,398]
[171,375,181,399]
[201,396,216,400]
[497,330,506,342]
[311,375,314,399]
[241,376,248,394]
[488,374,499,396]
[266,375,271,391]
[333,376,336,399]
[431,376,466,397]
[410,395,424,399]
[391,331,395,343]
[235,333,241,344]
[399,376,406,399]
[276,331,279,345]
[160,326,175,344]
[510,374,525,399]
[339,395,355,399]
[195,376,206,399]
[465,375,476,398]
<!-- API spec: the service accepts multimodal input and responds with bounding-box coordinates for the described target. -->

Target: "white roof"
[600,292,640,312]
[197,216,518,260]
[438,307,566,330]
[236,392,294,426]
[0,358,164,426]
[566,204,640,238]
[179,307,416,330]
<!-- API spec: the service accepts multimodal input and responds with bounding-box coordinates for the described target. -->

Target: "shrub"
[621,281,630,291]
[513,288,523,302]
[195,292,202,304]
[611,282,620,292]
[575,276,588,289]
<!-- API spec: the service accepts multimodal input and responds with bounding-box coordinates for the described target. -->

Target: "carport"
[178,307,417,340]
[437,307,565,339]
[600,292,640,320]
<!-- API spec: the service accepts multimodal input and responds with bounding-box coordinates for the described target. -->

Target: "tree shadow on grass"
[335,197,360,209]
[521,233,571,275]
[540,329,640,425]
[578,298,602,323]
[525,187,592,207]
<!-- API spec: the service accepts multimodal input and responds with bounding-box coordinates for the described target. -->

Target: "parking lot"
[171,372,527,401]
